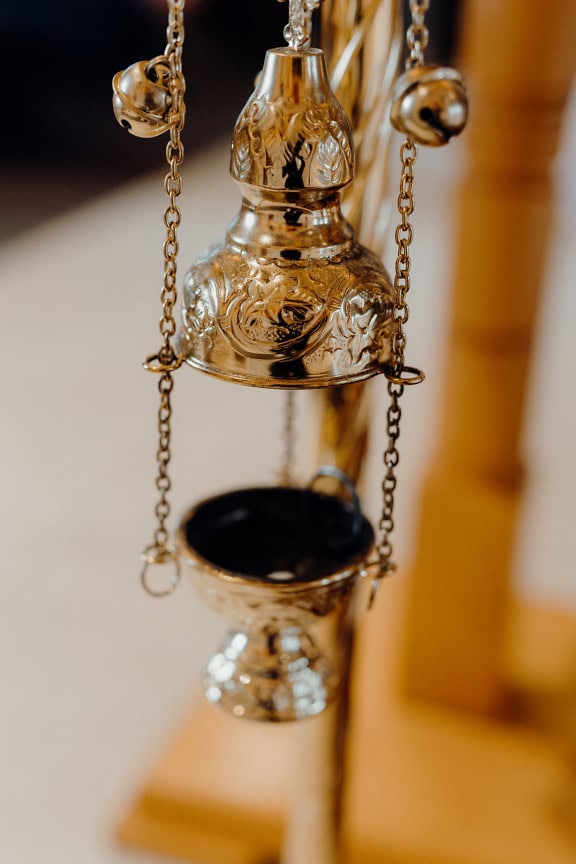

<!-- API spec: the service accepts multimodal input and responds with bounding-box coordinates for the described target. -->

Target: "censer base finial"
[204,626,337,722]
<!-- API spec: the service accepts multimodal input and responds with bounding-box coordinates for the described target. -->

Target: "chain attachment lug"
[143,351,183,374]
[383,364,425,386]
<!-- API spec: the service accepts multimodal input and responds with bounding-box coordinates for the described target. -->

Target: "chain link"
[406,0,430,67]
[153,372,175,548]
[141,0,186,596]
[375,379,404,571]
[373,139,417,588]
[370,3,427,604]
[159,0,186,366]
[391,137,417,370]
[280,391,296,486]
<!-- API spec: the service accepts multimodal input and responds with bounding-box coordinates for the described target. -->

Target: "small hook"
[363,560,396,610]
[143,351,183,373]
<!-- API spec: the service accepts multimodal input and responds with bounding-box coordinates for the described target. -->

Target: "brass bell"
[390,65,468,146]
[178,47,394,388]
[112,55,172,138]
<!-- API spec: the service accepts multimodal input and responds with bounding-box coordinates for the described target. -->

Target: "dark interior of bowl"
[182,487,374,583]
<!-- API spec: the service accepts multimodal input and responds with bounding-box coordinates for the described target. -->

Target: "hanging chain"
[369,2,427,607]
[141,0,186,598]
[278,0,322,50]
[158,0,186,369]
[406,0,430,67]
[280,391,296,486]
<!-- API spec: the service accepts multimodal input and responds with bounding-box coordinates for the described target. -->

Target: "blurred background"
[1,2,575,864]
[0,0,460,240]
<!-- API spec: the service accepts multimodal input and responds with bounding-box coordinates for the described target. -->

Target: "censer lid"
[230,47,355,192]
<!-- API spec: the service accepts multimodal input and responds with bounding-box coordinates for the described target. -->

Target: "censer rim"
[180,355,384,389]
[176,484,374,591]
[263,46,325,58]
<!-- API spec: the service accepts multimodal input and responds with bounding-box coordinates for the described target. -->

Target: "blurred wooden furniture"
[118,1,576,861]
[401,0,576,715]
[118,581,576,864]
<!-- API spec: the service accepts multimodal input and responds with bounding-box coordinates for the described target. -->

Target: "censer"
[113,0,467,727]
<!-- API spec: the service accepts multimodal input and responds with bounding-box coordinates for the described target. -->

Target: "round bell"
[177,472,374,721]
[112,56,172,138]
[390,64,468,146]
[178,47,395,388]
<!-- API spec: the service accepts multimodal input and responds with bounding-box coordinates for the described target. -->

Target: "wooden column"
[400,0,576,712]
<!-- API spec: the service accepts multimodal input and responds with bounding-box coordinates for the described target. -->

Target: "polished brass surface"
[315,0,402,510]
[390,64,468,146]
[322,0,402,254]
[179,47,394,388]
[112,56,172,138]
[230,47,354,190]
[177,478,374,722]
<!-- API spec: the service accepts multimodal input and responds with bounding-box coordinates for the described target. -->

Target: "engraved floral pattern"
[181,239,393,385]
[233,96,354,190]
[223,258,325,357]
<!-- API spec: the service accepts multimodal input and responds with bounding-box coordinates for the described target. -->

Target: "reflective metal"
[390,64,468,146]
[179,47,394,388]
[112,56,172,138]
[177,478,374,721]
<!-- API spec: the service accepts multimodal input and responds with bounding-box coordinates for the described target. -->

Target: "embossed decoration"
[180,239,393,387]
[179,45,394,388]
[230,48,355,191]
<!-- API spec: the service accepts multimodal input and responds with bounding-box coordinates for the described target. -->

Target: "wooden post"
[400,0,576,712]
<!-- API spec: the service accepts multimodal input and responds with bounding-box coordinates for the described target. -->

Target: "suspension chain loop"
[390,137,417,372]
[153,373,174,547]
[141,0,186,597]
[158,0,186,366]
[370,137,418,602]
[370,4,429,606]
[406,0,430,67]
[280,391,296,486]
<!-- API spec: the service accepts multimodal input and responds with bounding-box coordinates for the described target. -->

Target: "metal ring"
[309,465,363,534]
[140,544,181,597]
[143,352,183,373]
[384,364,425,385]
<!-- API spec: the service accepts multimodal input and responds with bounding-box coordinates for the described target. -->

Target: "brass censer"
[113,0,467,724]
[178,43,395,387]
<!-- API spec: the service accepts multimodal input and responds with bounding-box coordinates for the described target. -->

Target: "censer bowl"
[177,481,374,721]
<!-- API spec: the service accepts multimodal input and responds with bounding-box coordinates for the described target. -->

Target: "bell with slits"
[178,46,395,388]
